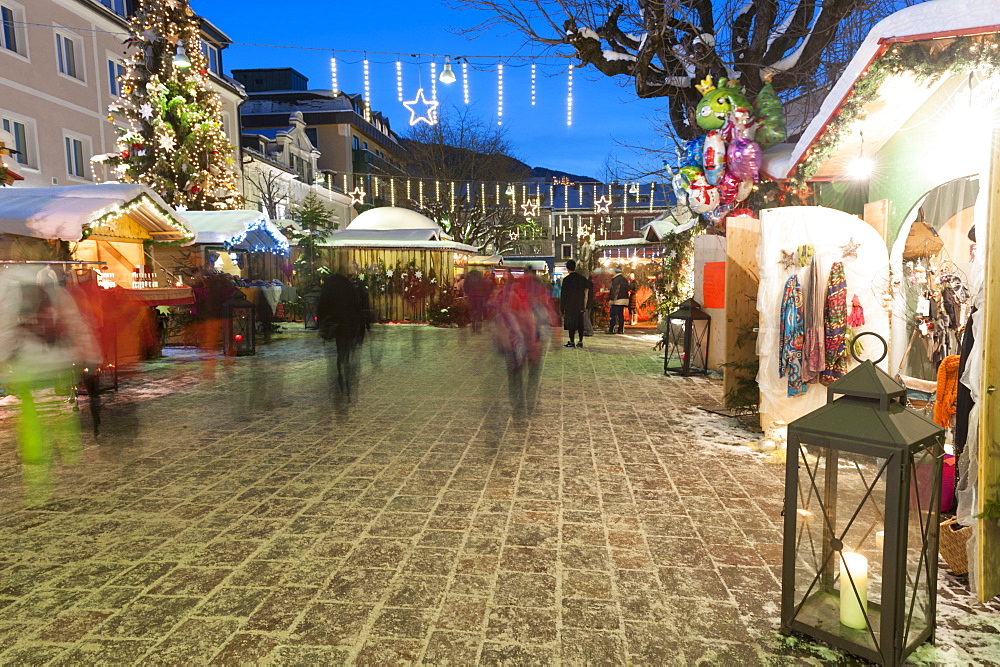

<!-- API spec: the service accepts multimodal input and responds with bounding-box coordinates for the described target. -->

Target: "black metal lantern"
[781,335,944,665]
[302,286,322,330]
[223,291,256,356]
[663,298,710,376]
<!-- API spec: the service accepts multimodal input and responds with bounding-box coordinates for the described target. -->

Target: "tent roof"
[0,183,192,243]
[764,0,1000,181]
[181,209,289,253]
[319,236,478,253]
[348,206,443,233]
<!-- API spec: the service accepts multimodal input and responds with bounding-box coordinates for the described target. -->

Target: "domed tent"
[315,206,477,321]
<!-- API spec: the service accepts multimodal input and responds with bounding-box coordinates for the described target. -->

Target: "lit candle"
[797,509,814,526]
[875,531,885,551]
[840,552,869,629]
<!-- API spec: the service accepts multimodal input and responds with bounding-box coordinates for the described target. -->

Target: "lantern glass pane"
[666,320,684,365]
[691,321,709,368]
[792,441,889,651]
[904,446,937,648]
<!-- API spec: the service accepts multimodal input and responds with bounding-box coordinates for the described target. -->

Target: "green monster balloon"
[695,76,751,130]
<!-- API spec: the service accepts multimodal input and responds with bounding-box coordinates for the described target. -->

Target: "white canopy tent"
[180,210,289,254]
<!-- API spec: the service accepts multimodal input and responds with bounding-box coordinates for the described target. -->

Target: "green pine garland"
[792,34,1000,185]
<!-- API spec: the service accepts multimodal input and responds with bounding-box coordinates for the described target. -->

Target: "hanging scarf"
[821,262,848,385]
[802,259,826,384]
[934,355,961,428]
[779,275,807,397]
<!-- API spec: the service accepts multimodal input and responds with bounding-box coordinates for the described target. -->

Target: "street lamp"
[781,334,944,665]
[662,298,710,376]
[172,41,192,69]
[439,57,457,84]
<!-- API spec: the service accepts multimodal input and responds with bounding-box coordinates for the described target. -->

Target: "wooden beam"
[863,199,889,243]
[723,215,761,414]
[977,126,1000,602]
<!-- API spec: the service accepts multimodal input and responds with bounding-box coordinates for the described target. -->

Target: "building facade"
[0,0,243,189]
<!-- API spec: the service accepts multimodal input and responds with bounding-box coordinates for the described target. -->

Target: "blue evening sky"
[194,0,670,179]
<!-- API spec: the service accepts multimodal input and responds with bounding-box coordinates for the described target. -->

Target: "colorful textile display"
[779,275,807,397]
[934,354,962,428]
[846,294,865,327]
[801,259,826,384]
[821,262,848,385]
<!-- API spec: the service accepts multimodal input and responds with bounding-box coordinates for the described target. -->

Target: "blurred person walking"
[465,269,487,333]
[491,271,554,414]
[192,269,236,380]
[0,266,99,506]
[317,273,365,398]
[559,260,588,348]
[608,267,630,334]
[628,272,640,326]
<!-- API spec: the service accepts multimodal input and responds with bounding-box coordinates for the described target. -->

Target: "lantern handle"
[850,331,887,365]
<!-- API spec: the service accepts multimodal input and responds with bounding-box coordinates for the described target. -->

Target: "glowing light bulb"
[848,157,874,179]
[440,56,456,84]
[173,41,191,69]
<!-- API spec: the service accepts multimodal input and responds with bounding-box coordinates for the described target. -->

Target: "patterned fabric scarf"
[779,275,807,397]
[822,261,848,385]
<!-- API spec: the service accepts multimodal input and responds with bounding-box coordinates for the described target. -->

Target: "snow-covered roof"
[180,210,289,253]
[764,0,1000,180]
[0,183,192,243]
[326,228,444,244]
[594,237,649,248]
[348,207,444,235]
[319,236,478,253]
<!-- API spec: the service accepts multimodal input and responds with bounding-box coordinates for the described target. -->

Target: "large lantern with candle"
[223,291,256,356]
[781,334,944,665]
[663,298,711,376]
[302,286,322,330]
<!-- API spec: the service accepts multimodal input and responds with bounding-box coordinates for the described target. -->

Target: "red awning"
[119,286,194,306]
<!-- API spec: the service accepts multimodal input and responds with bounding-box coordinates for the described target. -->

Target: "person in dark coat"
[608,267,630,334]
[465,269,486,333]
[559,259,588,348]
[316,273,364,397]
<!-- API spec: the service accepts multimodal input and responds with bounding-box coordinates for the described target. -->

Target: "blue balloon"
[684,136,706,167]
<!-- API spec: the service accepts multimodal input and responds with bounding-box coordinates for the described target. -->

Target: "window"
[1,114,33,167]
[99,0,126,15]
[64,134,89,178]
[632,216,654,232]
[352,136,359,150]
[561,244,573,260]
[1,2,25,56]
[362,141,368,150]
[304,127,318,148]
[107,58,125,96]
[55,31,83,80]
[201,41,220,75]
[220,111,231,141]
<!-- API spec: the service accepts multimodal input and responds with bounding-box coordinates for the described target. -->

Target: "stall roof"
[0,183,192,243]
[180,210,289,253]
[320,236,478,253]
[763,0,1000,181]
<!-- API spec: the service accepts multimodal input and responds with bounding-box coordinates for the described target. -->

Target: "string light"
[462,61,470,105]
[390,178,396,206]
[450,181,455,208]
[531,63,536,106]
[330,56,338,94]
[396,59,403,102]
[363,57,371,121]
[418,179,424,206]
[430,61,438,102]
[497,62,504,125]
[567,63,574,126]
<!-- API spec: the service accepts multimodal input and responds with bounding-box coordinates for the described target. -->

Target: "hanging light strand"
[531,62,536,106]
[567,63,574,126]
[395,59,403,102]
[330,56,338,94]
[462,61,470,105]
[497,62,504,125]
[362,57,371,121]
[430,61,438,102]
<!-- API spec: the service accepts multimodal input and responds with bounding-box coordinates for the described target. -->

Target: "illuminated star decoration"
[139,103,153,120]
[158,134,175,150]
[520,199,539,217]
[403,88,439,126]
[841,237,861,259]
[594,195,612,214]
[779,249,798,271]
[349,187,366,205]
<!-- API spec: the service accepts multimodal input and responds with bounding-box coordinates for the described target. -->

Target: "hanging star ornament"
[349,187,366,205]
[403,88,439,126]
[594,195,612,214]
[158,134,175,150]
[520,199,539,217]
[779,249,798,271]
[841,237,861,259]
[139,103,154,120]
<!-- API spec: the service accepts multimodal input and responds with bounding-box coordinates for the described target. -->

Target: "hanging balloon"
[718,171,741,206]
[687,175,720,214]
[672,172,690,202]
[754,82,787,149]
[684,136,706,167]
[678,165,705,186]
[705,203,734,226]
[736,178,755,203]
[695,76,752,130]
[727,138,762,181]
[702,131,727,186]
[722,108,757,143]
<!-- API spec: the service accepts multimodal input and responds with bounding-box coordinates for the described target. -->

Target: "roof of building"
[0,184,192,244]
[180,210,289,253]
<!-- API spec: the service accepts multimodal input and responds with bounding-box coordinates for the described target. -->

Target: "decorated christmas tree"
[97,0,241,210]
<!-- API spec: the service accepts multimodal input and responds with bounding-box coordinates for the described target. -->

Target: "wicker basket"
[939,517,972,575]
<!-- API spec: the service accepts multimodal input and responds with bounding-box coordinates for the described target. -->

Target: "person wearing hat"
[608,267,630,334]
[559,259,588,348]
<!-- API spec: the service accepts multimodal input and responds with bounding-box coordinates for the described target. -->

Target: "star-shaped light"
[349,187,366,205]
[520,199,539,217]
[139,103,154,120]
[158,133,175,150]
[594,195,612,214]
[841,237,860,259]
[403,88,439,126]
[778,249,798,271]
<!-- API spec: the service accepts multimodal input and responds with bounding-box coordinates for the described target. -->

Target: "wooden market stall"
[316,207,477,322]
